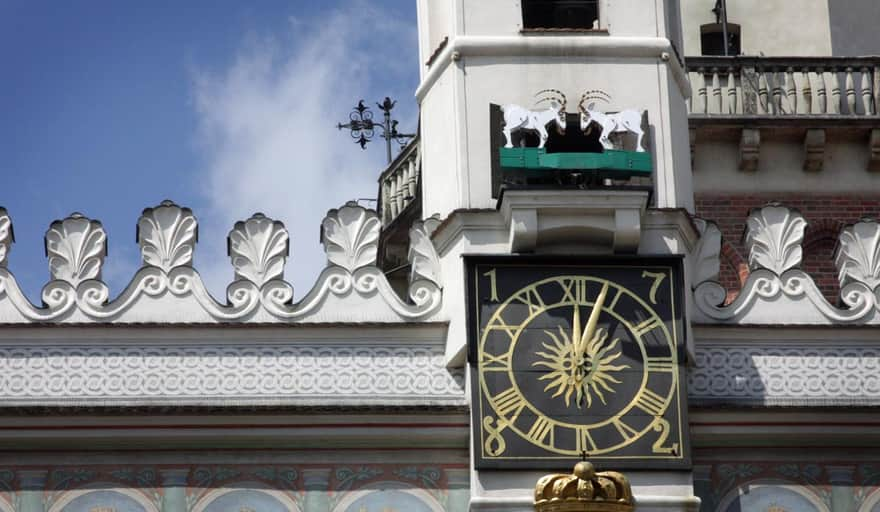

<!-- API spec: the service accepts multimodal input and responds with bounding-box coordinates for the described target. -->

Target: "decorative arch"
[190,482,301,512]
[48,483,159,512]
[0,496,14,512]
[716,479,829,512]
[332,482,444,512]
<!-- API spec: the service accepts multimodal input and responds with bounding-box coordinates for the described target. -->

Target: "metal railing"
[378,135,420,226]
[685,56,880,117]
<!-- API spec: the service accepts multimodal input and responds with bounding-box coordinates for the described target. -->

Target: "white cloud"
[189,1,418,298]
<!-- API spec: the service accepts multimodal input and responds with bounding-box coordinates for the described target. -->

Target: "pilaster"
[302,468,332,512]
[16,470,47,512]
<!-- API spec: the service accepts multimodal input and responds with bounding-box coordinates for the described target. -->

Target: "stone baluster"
[861,66,874,115]
[727,67,737,113]
[845,67,856,114]
[394,168,405,213]
[160,469,190,512]
[697,67,707,113]
[802,68,812,114]
[771,69,784,114]
[388,176,399,219]
[816,67,827,113]
[757,69,769,114]
[829,67,842,114]
[785,67,797,114]
[382,181,392,224]
[406,155,418,200]
[686,72,693,112]
[874,63,880,116]
[711,67,722,113]
[741,63,758,114]
[17,470,47,512]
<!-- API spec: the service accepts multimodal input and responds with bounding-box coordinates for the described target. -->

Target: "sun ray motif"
[532,302,630,409]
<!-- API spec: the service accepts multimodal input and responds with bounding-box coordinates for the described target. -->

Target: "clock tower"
[414,0,699,510]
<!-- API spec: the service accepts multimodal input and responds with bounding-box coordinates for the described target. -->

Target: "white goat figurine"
[501,89,567,149]
[578,91,646,152]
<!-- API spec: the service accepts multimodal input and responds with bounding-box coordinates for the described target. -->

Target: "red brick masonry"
[694,194,880,304]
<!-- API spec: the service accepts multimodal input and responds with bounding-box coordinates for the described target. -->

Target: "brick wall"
[694,194,880,303]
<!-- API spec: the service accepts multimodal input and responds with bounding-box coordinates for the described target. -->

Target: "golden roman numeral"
[613,418,640,441]
[560,278,588,304]
[632,317,663,337]
[633,388,667,416]
[491,388,527,418]
[608,287,623,310]
[576,426,597,453]
[482,351,511,371]
[516,288,545,316]
[526,417,554,445]
[645,356,675,373]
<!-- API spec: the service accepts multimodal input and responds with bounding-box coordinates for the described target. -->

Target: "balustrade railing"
[686,56,880,117]
[378,135,421,226]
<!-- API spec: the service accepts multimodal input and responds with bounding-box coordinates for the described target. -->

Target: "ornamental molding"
[744,203,807,275]
[0,201,441,324]
[835,219,880,290]
[692,205,880,325]
[691,218,721,287]
[45,213,107,287]
[0,339,464,408]
[689,341,880,406]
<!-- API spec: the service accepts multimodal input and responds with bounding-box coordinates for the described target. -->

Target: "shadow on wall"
[828,0,880,56]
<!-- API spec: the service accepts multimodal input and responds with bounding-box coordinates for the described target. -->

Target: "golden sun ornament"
[532,283,630,408]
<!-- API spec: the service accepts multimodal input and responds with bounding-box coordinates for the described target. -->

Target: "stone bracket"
[803,128,826,172]
[738,128,760,172]
[499,189,650,254]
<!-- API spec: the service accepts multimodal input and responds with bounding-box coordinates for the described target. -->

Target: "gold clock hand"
[580,282,609,353]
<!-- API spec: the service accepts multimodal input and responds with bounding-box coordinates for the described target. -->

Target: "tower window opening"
[522,0,600,30]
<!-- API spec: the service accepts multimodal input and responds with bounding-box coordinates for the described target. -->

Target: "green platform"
[499,147,652,177]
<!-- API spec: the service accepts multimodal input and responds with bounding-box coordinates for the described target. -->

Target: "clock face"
[466,256,689,469]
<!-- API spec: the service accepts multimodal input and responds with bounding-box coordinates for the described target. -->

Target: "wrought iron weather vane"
[336,97,415,164]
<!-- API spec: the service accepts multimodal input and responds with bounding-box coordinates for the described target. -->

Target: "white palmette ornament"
[501,89,568,148]
[578,90,646,152]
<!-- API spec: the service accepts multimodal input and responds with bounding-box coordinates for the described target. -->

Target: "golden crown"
[534,462,634,512]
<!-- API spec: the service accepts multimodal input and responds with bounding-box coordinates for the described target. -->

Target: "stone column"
[17,470,47,512]
[160,468,190,512]
[827,466,856,512]
[302,468,331,512]
[445,468,470,512]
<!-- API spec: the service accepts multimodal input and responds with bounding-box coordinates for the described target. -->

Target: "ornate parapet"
[692,204,880,324]
[0,200,442,324]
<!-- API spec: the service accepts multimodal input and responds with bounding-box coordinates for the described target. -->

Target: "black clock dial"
[466,256,690,470]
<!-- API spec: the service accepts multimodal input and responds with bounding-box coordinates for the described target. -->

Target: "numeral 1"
[526,417,554,445]
[633,388,667,416]
[483,269,499,301]
[491,388,527,418]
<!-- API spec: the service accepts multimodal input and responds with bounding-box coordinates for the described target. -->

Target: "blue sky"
[0,0,419,301]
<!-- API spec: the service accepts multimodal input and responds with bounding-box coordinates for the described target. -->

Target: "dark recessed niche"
[522,0,599,30]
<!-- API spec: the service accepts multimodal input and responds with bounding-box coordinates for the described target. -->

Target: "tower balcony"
[685,55,880,181]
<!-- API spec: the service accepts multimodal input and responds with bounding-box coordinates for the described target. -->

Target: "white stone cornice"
[415,35,691,102]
